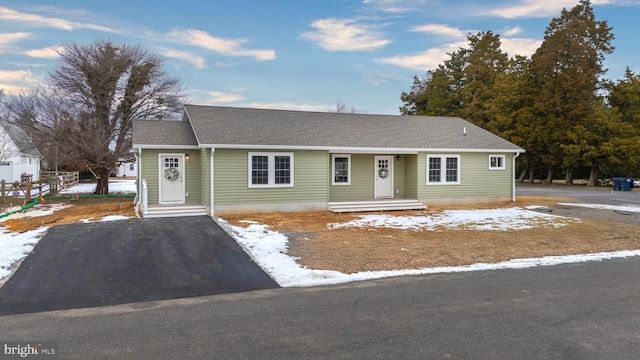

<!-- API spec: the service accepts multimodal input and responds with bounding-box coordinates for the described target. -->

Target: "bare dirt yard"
[2,196,639,274]
[1,197,135,233]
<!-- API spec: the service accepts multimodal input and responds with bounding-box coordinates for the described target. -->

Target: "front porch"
[328,199,426,213]
[143,204,208,218]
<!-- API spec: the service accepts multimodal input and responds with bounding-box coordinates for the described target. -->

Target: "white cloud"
[301,18,390,51]
[412,24,467,39]
[242,102,330,112]
[0,32,30,46]
[24,46,62,59]
[362,0,425,13]
[167,28,275,61]
[0,32,31,53]
[196,90,245,105]
[214,61,234,68]
[0,6,116,32]
[376,41,466,71]
[380,20,541,71]
[500,37,542,57]
[502,26,524,37]
[0,69,43,94]
[485,0,626,19]
[158,47,207,69]
[482,0,614,18]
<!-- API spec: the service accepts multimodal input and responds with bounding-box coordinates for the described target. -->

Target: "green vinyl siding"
[404,154,418,198]
[200,148,211,208]
[417,152,513,200]
[184,151,202,204]
[139,149,202,205]
[214,148,328,205]
[329,154,408,201]
[140,150,159,204]
[329,154,374,201]
[393,155,406,198]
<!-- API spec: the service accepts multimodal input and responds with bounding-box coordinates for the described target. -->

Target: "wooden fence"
[0,180,48,203]
[40,171,79,193]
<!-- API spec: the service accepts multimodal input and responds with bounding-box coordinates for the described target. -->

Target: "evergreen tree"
[459,31,509,128]
[562,99,638,185]
[528,0,613,184]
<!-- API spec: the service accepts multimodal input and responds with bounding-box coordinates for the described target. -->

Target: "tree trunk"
[528,169,535,184]
[564,167,574,185]
[94,168,110,195]
[544,168,554,184]
[587,166,599,187]
[517,169,527,183]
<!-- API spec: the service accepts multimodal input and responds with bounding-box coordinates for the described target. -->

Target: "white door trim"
[158,153,186,204]
[374,155,394,199]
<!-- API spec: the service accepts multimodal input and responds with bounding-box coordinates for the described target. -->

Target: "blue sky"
[1,0,639,115]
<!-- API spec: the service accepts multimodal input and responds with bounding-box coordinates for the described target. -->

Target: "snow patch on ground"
[59,179,136,194]
[0,227,48,279]
[327,207,579,231]
[2,199,640,289]
[0,182,134,284]
[224,207,640,287]
[558,202,640,213]
[0,203,72,223]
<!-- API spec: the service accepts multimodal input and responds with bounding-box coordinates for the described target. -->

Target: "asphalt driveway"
[0,216,279,316]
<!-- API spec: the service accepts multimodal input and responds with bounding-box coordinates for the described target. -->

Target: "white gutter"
[132,148,141,216]
[210,147,215,217]
[194,143,524,154]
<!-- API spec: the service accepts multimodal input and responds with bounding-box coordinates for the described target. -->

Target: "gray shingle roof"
[133,105,524,152]
[0,119,41,157]
[132,119,198,146]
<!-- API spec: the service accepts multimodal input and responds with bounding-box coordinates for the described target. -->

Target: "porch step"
[144,205,208,218]
[328,199,426,213]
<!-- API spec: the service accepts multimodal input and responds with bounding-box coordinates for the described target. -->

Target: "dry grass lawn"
[223,196,640,273]
[2,196,639,274]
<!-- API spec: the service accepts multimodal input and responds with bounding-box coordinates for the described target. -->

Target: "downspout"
[133,148,141,216]
[210,147,215,217]
[512,151,521,202]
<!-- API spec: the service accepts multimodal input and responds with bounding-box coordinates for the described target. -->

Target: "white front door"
[159,154,185,204]
[375,156,393,199]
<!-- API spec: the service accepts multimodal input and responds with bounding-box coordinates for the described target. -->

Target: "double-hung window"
[427,155,460,184]
[489,155,505,170]
[249,152,294,187]
[332,154,351,185]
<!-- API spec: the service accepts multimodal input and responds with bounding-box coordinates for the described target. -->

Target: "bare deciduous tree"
[7,39,188,194]
[329,101,364,114]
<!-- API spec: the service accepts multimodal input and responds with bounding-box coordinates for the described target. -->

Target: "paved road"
[0,216,279,316]
[1,257,639,359]
[517,184,640,206]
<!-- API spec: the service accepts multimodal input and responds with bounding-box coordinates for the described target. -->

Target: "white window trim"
[248,152,294,188]
[426,154,461,185]
[489,154,506,170]
[331,154,351,185]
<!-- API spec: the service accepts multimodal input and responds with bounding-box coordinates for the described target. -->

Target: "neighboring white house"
[0,119,41,183]
[116,158,137,177]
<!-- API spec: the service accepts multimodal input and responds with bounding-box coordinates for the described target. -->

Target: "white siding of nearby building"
[117,161,137,177]
[0,155,40,183]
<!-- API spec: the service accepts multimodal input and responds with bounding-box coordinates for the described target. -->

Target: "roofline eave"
[196,143,525,153]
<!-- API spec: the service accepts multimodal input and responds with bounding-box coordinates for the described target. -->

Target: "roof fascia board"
[197,144,525,153]
[182,107,201,146]
[133,144,200,150]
